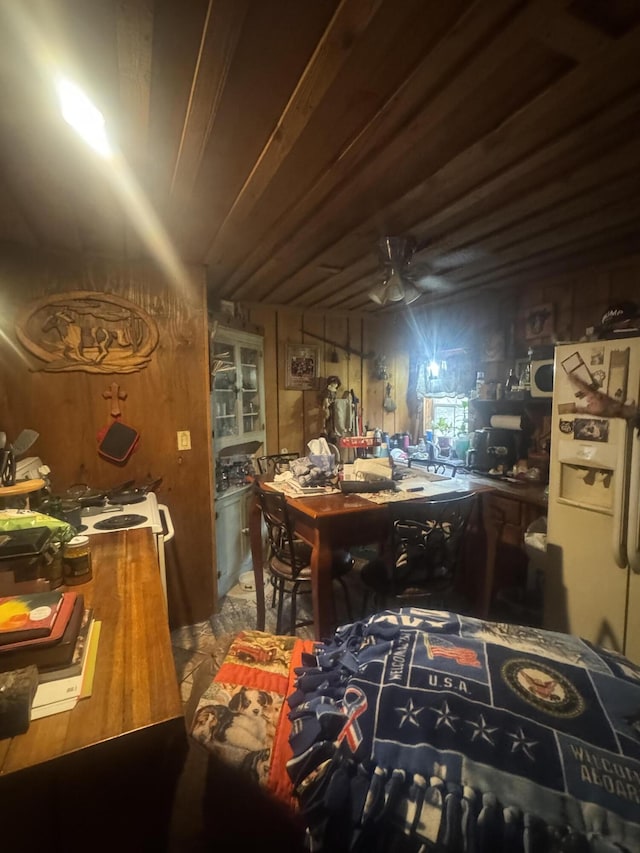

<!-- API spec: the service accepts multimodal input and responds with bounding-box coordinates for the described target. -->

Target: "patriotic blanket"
[286,608,640,852]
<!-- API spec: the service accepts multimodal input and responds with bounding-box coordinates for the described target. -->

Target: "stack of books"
[0,590,101,720]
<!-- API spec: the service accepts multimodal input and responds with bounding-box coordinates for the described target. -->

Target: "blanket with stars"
[286,608,640,852]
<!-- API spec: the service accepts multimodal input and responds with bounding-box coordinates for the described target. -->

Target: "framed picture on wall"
[285,343,319,390]
[483,328,506,362]
[524,303,554,340]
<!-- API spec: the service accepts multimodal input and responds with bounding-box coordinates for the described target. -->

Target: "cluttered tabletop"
[266,454,548,512]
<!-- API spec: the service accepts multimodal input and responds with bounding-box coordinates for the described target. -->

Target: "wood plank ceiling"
[1,0,640,313]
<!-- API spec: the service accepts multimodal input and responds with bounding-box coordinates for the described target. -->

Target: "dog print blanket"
[287,608,640,852]
[190,630,314,808]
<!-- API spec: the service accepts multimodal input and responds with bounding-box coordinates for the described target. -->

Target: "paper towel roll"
[490,414,522,430]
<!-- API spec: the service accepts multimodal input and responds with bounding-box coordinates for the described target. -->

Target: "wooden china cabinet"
[210,326,266,597]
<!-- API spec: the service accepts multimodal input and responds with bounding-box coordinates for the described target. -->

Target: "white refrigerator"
[545,336,640,664]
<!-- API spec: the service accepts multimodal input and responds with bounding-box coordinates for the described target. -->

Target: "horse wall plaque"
[15,291,159,373]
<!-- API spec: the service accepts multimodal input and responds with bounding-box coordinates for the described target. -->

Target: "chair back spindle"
[361,493,477,609]
[256,453,299,481]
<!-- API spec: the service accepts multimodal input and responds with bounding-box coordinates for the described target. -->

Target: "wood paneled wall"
[239,304,411,457]
[238,253,640,463]
[473,254,640,388]
[2,248,638,629]
[0,247,215,629]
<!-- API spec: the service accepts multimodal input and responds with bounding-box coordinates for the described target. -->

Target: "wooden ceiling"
[2,0,640,313]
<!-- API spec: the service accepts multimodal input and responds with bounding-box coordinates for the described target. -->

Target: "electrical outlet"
[177,430,191,451]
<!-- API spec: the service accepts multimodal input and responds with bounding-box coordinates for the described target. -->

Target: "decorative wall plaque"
[15,291,159,373]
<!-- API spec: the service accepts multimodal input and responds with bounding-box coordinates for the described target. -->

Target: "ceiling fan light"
[385,269,405,302]
[401,280,421,304]
[368,282,388,305]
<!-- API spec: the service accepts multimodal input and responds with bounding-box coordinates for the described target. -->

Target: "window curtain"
[415,351,474,399]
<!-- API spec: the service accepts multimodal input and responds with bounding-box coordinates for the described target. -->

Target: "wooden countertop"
[464,472,548,509]
[0,527,184,776]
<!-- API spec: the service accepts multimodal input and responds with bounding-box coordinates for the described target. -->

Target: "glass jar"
[62,535,93,585]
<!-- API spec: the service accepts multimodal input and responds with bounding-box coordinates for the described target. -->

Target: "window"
[423,396,469,437]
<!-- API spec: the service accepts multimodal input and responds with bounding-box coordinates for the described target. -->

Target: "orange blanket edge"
[267,637,315,809]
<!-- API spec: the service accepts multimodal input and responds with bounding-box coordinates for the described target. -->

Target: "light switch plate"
[177,430,191,451]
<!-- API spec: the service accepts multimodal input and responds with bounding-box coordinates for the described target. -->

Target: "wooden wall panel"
[244,305,381,459]
[0,247,215,629]
[2,250,638,632]
[246,256,640,479]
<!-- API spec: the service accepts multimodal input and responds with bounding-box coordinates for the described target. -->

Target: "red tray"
[339,436,380,448]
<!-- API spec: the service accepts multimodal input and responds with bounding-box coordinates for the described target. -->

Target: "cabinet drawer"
[486,494,522,526]
[501,523,526,547]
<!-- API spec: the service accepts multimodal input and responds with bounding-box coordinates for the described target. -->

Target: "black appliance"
[0,526,56,592]
[467,428,519,473]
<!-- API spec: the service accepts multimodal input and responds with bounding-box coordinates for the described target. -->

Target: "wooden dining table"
[248,473,510,639]
[249,485,391,638]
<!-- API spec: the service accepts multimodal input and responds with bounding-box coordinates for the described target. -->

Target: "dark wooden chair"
[406,458,461,477]
[254,483,353,634]
[256,453,299,480]
[360,493,477,613]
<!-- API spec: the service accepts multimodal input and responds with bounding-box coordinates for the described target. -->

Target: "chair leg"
[361,589,385,619]
[271,577,277,609]
[335,576,353,623]
[275,580,286,635]
[290,582,298,636]
[361,588,369,619]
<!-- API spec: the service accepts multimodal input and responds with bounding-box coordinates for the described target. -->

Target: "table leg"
[481,499,505,619]
[310,528,335,640]
[248,491,266,631]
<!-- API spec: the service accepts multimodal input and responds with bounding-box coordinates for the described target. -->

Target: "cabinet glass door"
[240,345,261,436]
[212,341,238,440]
[211,326,265,451]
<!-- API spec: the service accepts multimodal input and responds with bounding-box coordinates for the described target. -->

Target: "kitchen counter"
[464,472,548,509]
[398,464,548,508]
[0,527,187,848]
[397,465,548,618]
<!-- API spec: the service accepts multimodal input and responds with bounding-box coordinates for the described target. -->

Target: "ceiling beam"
[116,0,154,160]
[169,0,249,204]
[203,0,384,265]
[263,24,640,308]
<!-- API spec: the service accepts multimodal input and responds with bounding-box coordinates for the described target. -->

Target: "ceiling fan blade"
[411,272,452,291]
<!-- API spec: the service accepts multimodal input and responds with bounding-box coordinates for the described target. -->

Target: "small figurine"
[321,375,355,444]
[322,375,342,426]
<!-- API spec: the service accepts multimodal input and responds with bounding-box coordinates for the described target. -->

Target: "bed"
[190,610,640,852]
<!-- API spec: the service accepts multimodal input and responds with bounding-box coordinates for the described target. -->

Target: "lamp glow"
[56,77,111,157]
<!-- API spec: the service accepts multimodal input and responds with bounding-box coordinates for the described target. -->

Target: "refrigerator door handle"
[627,424,640,573]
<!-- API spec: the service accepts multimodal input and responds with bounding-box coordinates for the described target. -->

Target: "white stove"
[80,492,174,604]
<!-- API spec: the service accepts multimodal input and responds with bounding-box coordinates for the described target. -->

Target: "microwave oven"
[530,358,554,397]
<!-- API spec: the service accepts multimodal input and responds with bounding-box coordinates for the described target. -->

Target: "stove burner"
[107,493,146,506]
[93,514,148,531]
[75,524,88,533]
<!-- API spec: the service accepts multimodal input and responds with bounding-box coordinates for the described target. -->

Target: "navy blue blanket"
[287,608,640,852]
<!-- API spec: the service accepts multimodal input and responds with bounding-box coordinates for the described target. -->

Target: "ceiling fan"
[367,235,449,306]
